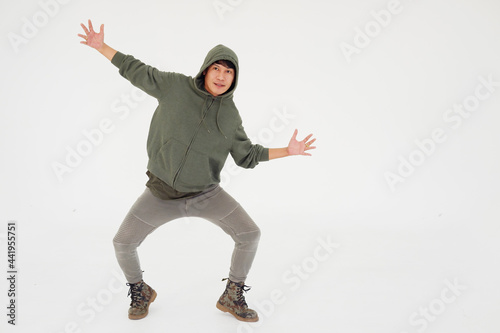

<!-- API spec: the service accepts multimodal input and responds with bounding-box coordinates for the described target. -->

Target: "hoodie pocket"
[177,148,222,187]
[154,139,189,181]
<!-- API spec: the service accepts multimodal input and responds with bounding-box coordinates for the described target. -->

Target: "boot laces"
[222,278,252,308]
[236,283,251,307]
[127,282,145,307]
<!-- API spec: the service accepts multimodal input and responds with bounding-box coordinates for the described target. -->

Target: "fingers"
[291,129,317,156]
[306,138,316,146]
[303,134,316,155]
[78,33,87,45]
[302,145,315,156]
[80,22,89,35]
[303,135,315,146]
[79,20,103,46]
[303,133,313,143]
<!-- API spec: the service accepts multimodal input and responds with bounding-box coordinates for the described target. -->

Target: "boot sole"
[128,290,157,320]
[216,301,259,322]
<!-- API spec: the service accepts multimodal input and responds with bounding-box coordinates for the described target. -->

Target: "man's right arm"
[79,19,116,61]
[79,19,171,99]
[98,43,117,62]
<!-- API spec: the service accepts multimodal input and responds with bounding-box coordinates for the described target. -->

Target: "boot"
[126,280,157,320]
[216,278,259,322]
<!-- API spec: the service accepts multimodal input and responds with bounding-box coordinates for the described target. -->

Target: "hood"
[194,44,239,98]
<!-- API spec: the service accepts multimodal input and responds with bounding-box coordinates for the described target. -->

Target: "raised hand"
[78,19,104,50]
[287,129,316,156]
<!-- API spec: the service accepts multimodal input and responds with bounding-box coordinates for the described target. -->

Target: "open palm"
[288,129,316,156]
[78,19,104,50]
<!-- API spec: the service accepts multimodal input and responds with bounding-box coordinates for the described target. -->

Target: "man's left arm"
[268,129,316,160]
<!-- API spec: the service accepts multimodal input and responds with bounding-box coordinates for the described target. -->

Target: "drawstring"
[201,96,211,133]
[201,96,227,139]
[201,96,208,118]
[216,99,227,139]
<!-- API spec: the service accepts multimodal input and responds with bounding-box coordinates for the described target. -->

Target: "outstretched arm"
[78,19,117,61]
[269,129,316,160]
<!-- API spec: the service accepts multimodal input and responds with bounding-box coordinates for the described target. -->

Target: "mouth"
[214,82,225,88]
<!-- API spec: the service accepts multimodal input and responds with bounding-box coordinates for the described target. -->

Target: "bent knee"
[113,231,142,249]
[113,239,139,254]
[236,228,261,246]
[250,227,261,243]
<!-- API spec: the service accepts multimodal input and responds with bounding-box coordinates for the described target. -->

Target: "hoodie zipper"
[172,97,216,189]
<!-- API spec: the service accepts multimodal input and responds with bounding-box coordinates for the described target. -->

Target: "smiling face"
[203,62,235,96]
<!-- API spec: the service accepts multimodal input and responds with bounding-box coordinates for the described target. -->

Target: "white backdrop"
[1,0,500,332]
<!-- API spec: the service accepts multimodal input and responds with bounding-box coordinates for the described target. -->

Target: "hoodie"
[111,45,269,193]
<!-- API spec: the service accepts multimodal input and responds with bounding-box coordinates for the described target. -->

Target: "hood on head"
[195,44,239,97]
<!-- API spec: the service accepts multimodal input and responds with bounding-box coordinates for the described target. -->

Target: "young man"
[79,20,316,322]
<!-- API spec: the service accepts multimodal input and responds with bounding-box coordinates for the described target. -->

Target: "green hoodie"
[111,44,269,193]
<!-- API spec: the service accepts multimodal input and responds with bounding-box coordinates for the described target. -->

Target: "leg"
[186,187,261,282]
[186,187,261,322]
[113,212,156,284]
[222,205,261,283]
[113,188,186,283]
[113,188,188,320]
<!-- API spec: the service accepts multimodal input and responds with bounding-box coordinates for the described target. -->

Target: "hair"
[213,60,236,70]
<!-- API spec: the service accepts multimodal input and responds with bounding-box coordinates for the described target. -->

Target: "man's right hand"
[78,19,117,61]
[79,19,104,51]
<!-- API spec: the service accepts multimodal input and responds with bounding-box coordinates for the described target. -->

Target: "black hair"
[213,60,236,70]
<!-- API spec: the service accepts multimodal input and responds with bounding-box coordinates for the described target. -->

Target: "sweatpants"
[112,185,261,284]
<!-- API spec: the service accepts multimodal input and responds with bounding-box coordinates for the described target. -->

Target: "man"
[79,19,316,322]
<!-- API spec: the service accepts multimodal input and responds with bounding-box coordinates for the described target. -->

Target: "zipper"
[172,98,216,188]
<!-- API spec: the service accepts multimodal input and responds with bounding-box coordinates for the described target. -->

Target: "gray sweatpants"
[112,185,261,284]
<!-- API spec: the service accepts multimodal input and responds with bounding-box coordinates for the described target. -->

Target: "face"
[204,63,235,96]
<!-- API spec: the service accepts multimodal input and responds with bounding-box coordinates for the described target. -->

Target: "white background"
[1,0,499,332]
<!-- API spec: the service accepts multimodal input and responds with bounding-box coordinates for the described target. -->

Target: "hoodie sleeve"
[230,123,269,169]
[111,52,172,99]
